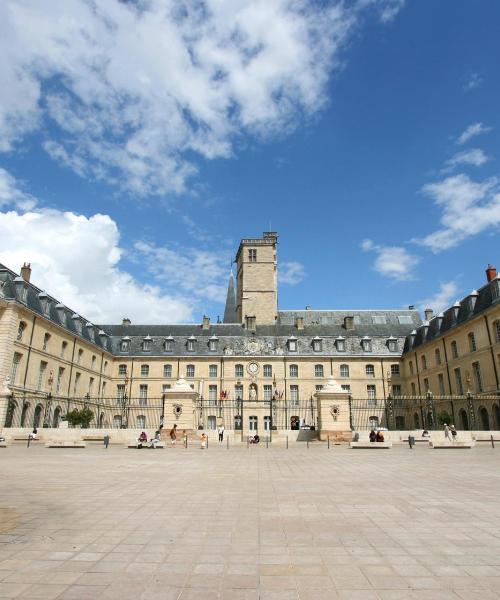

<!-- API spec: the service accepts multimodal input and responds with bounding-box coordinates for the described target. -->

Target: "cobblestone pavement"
[1,443,500,599]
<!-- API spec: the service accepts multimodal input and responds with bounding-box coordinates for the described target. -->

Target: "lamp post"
[122,375,129,428]
[43,371,54,428]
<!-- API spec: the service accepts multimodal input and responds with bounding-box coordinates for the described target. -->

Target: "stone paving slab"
[1,444,500,598]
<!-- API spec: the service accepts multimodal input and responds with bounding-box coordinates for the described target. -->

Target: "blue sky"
[0,0,499,324]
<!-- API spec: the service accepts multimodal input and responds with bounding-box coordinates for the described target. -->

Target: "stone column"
[162,378,200,433]
[0,379,12,428]
[315,379,352,442]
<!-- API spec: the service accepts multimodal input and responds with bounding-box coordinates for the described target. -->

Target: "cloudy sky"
[0,0,499,324]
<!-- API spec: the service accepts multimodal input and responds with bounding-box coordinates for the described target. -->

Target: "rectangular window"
[42,333,50,351]
[438,373,445,395]
[234,384,243,400]
[209,364,218,378]
[162,384,171,393]
[187,340,195,352]
[263,385,273,403]
[76,349,83,365]
[315,384,323,392]
[372,315,387,324]
[392,384,401,397]
[421,355,427,370]
[289,364,298,377]
[312,339,322,352]
[91,356,96,369]
[37,361,47,391]
[11,352,22,385]
[468,333,477,352]
[397,315,413,324]
[73,372,81,395]
[409,361,414,375]
[336,338,346,352]
[314,365,324,377]
[288,339,297,352]
[88,377,94,396]
[163,364,172,378]
[248,249,257,262]
[367,385,376,404]
[340,364,349,378]
[235,364,244,378]
[60,341,68,358]
[118,364,127,376]
[411,382,416,395]
[390,364,400,377]
[495,321,500,342]
[362,339,372,352]
[263,364,272,377]
[451,341,459,359]
[117,384,126,401]
[435,348,441,365]
[164,339,173,352]
[186,365,195,378]
[55,367,64,394]
[341,384,351,393]
[472,361,484,393]
[136,415,146,429]
[366,364,375,377]
[454,368,464,395]
[209,339,217,351]
[208,384,217,404]
[139,384,148,405]
[290,385,299,407]
[101,381,106,397]
[141,364,149,377]
[423,378,430,393]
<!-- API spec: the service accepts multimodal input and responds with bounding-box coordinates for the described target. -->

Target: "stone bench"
[45,441,86,448]
[429,441,475,448]
[127,442,165,449]
[350,441,392,449]
[0,442,7,448]
[81,436,106,441]
[13,436,39,441]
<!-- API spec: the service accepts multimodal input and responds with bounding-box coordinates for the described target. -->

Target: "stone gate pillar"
[162,378,200,432]
[315,378,352,442]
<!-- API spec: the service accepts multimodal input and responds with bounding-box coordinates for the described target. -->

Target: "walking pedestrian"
[450,424,457,442]
[218,424,224,443]
[103,434,110,449]
[182,429,187,447]
[170,424,177,446]
[444,423,451,442]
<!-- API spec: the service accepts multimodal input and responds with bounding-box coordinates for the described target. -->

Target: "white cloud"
[0,167,37,210]
[463,72,483,92]
[445,148,489,169]
[361,239,420,280]
[418,281,458,315]
[279,261,306,285]
[0,0,403,197]
[134,241,229,304]
[457,122,492,145]
[0,208,198,324]
[417,174,500,252]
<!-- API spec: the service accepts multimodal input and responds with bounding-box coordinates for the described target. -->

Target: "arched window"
[468,332,477,352]
[163,364,172,378]
[186,364,195,378]
[263,364,272,377]
[52,407,62,428]
[17,321,26,341]
[365,364,375,377]
[20,402,30,426]
[314,364,324,378]
[289,364,298,378]
[235,364,244,378]
[340,364,349,378]
[33,404,43,428]
[435,348,441,365]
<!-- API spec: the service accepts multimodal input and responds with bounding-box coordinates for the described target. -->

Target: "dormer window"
[387,337,397,352]
[38,293,51,317]
[361,337,372,352]
[187,336,196,352]
[142,336,152,352]
[288,336,297,352]
[209,336,218,352]
[164,337,173,352]
[312,337,322,352]
[72,314,82,335]
[86,323,95,343]
[335,337,346,352]
[56,305,67,326]
[120,337,130,352]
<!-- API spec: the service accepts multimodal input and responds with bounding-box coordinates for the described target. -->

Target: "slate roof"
[403,276,500,353]
[0,262,423,358]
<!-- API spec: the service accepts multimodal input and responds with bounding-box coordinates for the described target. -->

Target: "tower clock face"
[247,362,259,375]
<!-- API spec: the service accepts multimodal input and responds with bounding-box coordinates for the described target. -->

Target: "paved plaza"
[1,443,500,599]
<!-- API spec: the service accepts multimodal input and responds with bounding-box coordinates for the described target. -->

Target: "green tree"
[66,408,94,428]
[437,411,452,426]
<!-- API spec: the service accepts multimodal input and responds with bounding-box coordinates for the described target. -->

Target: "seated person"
[253,434,260,444]
[421,429,430,437]
[149,431,161,447]
[138,431,148,443]
[30,427,38,440]
[375,430,385,442]
[369,429,377,443]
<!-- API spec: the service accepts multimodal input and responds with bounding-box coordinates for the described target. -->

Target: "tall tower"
[235,232,278,326]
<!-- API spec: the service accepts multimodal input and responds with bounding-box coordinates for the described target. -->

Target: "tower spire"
[223,270,238,324]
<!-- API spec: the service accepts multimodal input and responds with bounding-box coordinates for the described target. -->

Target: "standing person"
[201,433,207,449]
[450,424,457,441]
[103,434,110,449]
[444,423,451,442]
[182,430,187,448]
[218,424,224,443]
[169,424,177,446]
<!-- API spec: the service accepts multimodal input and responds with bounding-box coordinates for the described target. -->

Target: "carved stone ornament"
[224,346,234,355]
[245,340,261,354]
[172,404,183,419]
[330,405,340,421]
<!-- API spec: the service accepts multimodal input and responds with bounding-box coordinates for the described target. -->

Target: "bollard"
[27,435,31,448]
[491,434,495,449]
[286,435,288,449]
[328,437,330,450]
[266,437,269,448]
[307,440,309,450]
[408,435,414,449]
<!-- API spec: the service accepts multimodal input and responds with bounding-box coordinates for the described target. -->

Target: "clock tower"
[235,232,278,326]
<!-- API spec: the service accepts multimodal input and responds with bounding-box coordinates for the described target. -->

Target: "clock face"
[247,362,259,375]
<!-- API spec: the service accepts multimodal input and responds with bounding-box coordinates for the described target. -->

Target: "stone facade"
[0,233,499,433]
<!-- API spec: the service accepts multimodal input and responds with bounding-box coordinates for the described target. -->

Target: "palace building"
[0,232,499,435]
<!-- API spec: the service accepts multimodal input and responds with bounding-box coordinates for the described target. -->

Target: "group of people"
[369,429,385,443]
[444,423,458,442]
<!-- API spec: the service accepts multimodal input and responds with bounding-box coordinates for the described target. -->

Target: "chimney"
[408,305,415,310]
[486,264,497,282]
[295,316,304,330]
[202,315,210,330]
[20,263,31,283]
[122,318,131,327]
[424,308,434,321]
[344,315,355,331]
